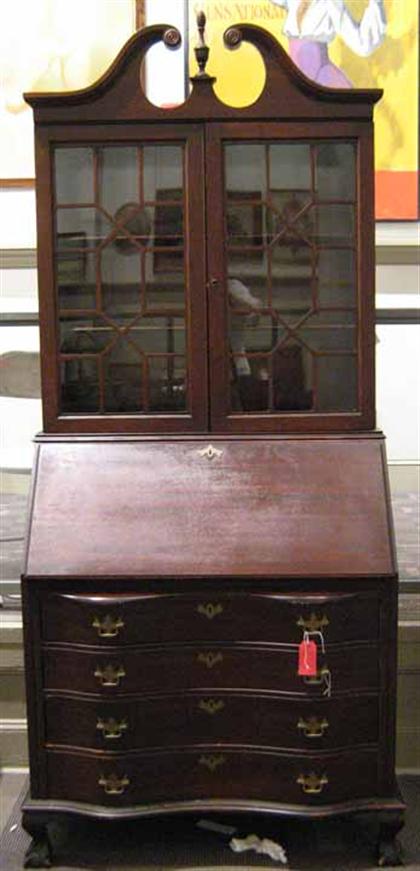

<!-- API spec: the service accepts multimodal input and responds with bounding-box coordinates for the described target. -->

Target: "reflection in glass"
[55,148,93,204]
[316,143,355,200]
[269,143,311,190]
[317,356,358,411]
[54,143,188,416]
[149,356,186,411]
[224,139,358,416]
[311,205,355,244]
[61,359,99,413]
[318,249,356,307]
[56,208,112,249]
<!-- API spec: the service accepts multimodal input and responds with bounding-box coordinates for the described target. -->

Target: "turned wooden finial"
[194,10,210,77]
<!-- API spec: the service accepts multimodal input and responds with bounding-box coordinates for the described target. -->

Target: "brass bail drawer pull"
[199,698,225,716]
[197,651,224,669]
[96,717,128,740]
[199,754,226,772]
[303,665,330,686]
[297,613,329,633]
[92,614,125,638]
[94,664,126,687]
[98,773,130,795]
[297,715,329,738]
[197,602,224,620]
[297,772,328,794]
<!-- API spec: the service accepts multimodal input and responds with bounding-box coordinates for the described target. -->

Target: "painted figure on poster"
[269,0,387,87]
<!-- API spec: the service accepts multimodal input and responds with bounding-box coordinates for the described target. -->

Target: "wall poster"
[188,0,419,220]
[0,0,138,185]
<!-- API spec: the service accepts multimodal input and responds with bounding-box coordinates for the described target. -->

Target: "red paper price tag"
[298,639,317,676]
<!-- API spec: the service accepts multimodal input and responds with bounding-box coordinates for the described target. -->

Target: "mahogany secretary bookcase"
[21,14,405,867]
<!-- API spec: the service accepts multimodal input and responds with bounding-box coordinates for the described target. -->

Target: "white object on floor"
[229,833,288,863]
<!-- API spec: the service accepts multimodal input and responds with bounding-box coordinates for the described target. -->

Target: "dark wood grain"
[25,437,395,578]
[44,746,380,807]
[42,642,379,695]
[44,692,379,752]
[21,16,403,850]
[40,589,380,645]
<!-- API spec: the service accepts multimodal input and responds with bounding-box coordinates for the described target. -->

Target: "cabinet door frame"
[205,120,375,434]
[35,122,208,433]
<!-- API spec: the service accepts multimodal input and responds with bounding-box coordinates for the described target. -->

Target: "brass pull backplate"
[92,614,125,638]
[297,772,328,794]
[98,773,130,795]
[94,664,126,687]
[297,715,329,738]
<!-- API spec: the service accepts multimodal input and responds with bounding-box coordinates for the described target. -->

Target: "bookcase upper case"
[25,17,381,435]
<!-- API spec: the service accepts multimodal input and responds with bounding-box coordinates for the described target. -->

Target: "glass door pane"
[52,133,207,430]
[208,135,358,428]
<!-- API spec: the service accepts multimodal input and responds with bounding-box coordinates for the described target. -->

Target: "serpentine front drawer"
[44,692,379,752]
[45,746,380,807]
[42,643,379,695]
[40,590,381,646]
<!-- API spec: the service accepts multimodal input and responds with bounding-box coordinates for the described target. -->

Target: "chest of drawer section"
[38,585,383,806]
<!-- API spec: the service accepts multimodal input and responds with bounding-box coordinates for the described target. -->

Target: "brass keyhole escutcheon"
[94,664,126,687]
[197,444,223,460]
[198,698,225,716]
[98,773,130,795]
[197,652,224,669]
[197,602,224,620]
[297,613,329,634]
[96,717,128,740]
[92,614,125,638]
[199,754,226,772]
[297,772,328,794]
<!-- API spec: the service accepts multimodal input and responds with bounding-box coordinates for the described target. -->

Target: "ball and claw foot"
[377,835,403,867]
[24,836,52,868]
[22,814,52,868]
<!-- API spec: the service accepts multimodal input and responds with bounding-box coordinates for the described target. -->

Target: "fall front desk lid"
[24,437,395,579]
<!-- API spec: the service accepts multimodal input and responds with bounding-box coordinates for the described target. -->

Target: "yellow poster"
[189,0,419,219]
[0,0,135,181]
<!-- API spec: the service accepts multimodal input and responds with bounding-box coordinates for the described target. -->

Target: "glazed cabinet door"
[36,124,208,433]
[205,121,375,433]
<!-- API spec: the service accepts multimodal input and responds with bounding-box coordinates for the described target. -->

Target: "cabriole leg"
[22,812,53,868]
[377,812,404,867]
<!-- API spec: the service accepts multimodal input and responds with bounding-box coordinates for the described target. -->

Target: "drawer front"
[43,644,379,695]
[40,591,380,646]
[44,693,379,752]
[46,747,379,807]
